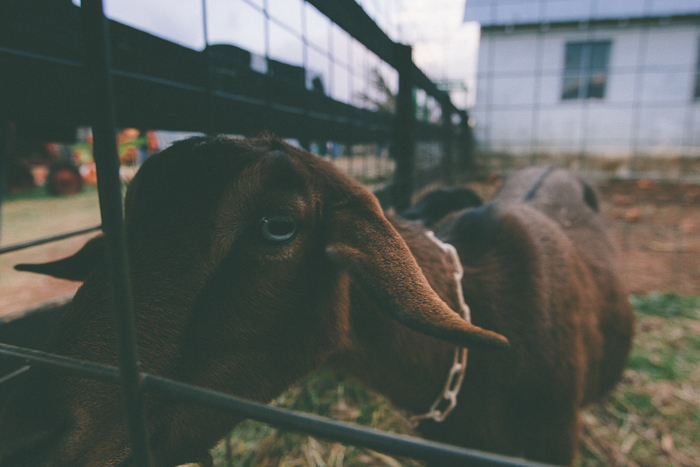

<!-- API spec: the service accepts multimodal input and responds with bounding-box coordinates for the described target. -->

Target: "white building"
[464,0,700,176]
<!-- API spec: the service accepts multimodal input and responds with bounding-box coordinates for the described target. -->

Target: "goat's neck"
[329,217,458,414]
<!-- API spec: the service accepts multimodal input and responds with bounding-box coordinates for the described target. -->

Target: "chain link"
[410,231,471,425]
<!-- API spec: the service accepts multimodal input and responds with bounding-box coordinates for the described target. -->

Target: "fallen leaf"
[625,208,642,222]
[661,433,675,453]
[636,179,654,189]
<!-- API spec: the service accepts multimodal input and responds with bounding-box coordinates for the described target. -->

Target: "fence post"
[457,110,476,173]
[80,1,153,466]
[202,0,215,135]
[391,43,415,212]
[441,103,455,185]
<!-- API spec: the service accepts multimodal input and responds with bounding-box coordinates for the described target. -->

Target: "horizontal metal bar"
[110,69,206,94]
[0,343,555,467]
[0,343,120,384]
[307,0,395,69]
[305,0,454,106]
[142,378,552,467]
[211,88,266,107]
[0,45,83,68]
[0,225,102,255]
[0,365,30,386]
[0,46,398,140]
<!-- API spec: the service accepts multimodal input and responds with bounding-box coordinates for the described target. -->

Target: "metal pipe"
[0,225,101,255]
[0,343,556,467]
[0,365,30,386]
[442,106,455,185]
[201,0,214,135]
[391,43,415,211]
[80,1,152,465]
[0,343,120,384]
[142,377,550,467]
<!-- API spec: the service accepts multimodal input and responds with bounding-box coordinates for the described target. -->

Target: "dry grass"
[2,180,697,466]
[206,294,700,467]
[578,294,700,467]
[211,371,423,467]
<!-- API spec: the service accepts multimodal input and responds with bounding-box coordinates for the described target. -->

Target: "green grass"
[0,186,100,245]
[578,294,700,467]
[3,186,55,202]
[203,294,700,467]
[630,293,700,320]
[0,187,101,317]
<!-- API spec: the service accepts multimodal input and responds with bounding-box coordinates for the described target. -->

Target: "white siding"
[472,22,700,159]
[544,0,594,23]
[492,34,540,72]
[464,0,700,26]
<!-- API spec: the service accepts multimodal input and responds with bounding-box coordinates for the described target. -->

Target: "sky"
[74,0,481,108]
[399,0,481,107]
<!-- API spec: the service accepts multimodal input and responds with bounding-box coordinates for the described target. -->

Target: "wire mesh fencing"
[0,1,564,467]
[462,12,700,295]
[471,15,700,183]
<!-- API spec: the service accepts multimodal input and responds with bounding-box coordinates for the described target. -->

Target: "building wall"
[464,0,700,26]
[471,21,700,173]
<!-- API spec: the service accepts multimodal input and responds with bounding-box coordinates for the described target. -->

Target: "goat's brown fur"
[0,139,633,467]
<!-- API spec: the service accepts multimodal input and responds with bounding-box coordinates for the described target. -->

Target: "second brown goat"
[0,136,634,467]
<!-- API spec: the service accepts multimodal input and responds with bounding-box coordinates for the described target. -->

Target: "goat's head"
[0,136,507,467]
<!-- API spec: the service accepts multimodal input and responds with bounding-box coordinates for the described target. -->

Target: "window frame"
[561,40,612,101]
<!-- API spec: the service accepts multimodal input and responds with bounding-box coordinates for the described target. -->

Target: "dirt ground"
[597,179,700,295]
[1,177,698,321]
[0,189,101,320]
[455,176,700,295]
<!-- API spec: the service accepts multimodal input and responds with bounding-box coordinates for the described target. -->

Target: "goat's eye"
[261,215,297,243]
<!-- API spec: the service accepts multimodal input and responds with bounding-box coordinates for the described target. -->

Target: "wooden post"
[391,43,416,212]
[457,110,476,172]
[442,103,454,185]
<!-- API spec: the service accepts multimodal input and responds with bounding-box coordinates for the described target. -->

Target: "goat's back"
[421,191,633,463]
[494,167,599,212]
[441,168,634,408]
[495,169,625,329]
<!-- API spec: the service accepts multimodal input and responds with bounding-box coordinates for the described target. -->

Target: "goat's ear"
[14,235,105,282]
[325,194,509,350]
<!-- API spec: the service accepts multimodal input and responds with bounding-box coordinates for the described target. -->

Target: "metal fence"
[0,0,557,466]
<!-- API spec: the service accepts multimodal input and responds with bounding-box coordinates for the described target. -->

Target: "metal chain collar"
[409,231,471,425]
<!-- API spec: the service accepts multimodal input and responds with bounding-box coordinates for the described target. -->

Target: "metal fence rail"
[0,342,553,467]
[0,225,101,255]
[0,1,555,466]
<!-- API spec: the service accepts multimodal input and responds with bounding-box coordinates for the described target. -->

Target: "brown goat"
[0,137,634,467]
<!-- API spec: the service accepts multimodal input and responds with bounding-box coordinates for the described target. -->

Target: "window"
[562,41,611,100]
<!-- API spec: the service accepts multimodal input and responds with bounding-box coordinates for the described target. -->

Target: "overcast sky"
[75,0,480,107]
[400,0,480,106]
